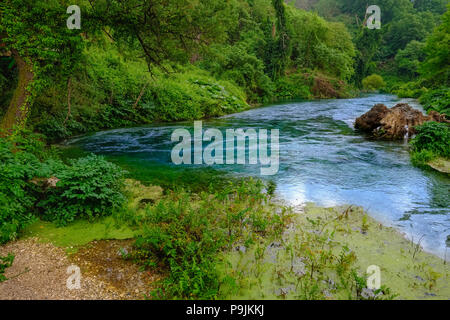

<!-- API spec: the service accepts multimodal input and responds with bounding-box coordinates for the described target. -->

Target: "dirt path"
[0,238,158,300]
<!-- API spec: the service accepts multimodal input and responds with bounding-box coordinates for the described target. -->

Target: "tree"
[383,11,438,57]
[263,0,291,79]
[394,40,426,79]
[420,4,450,86]
[87,0,235,72]
[0,0,84,133]
[287,8,355,80]
[351,27,383,86]
[413,0,448,15]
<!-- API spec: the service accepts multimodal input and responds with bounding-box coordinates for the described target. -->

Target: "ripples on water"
[67,94,450,259]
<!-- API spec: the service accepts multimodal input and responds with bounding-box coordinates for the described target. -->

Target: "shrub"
[0,132,128,237]
[410,121,450,166]
[362,74,386,91]
[38,155,126,226]
[393,81,427,99]
[128,179,288,299]
[410,149,436,167]
[411,122,450,157]
[274,73,312,100]
[148,67,248,121]
[199,44,274,104]
[0,134,42,243]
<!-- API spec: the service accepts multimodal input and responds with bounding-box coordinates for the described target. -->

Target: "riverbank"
[1,179,448,300]
[221,203,449,299]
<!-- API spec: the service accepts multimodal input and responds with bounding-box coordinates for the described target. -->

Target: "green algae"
[219,203,450,300]
[19,178,165,250]
[22,216,137,249]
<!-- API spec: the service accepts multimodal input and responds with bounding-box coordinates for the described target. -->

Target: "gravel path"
[0,238,157,300]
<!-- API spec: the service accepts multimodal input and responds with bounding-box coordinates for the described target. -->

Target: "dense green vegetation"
[0,131,126,242]
[0,0,449,300]
[1,0,360,142]
[305,0,449,116]
[410,121,450,167]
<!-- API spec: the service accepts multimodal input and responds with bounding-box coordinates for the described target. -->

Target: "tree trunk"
[0,49,34,134]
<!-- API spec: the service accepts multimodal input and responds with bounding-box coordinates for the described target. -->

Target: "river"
[66,94,450,260]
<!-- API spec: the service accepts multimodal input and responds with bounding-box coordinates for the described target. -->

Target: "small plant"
[267,180,277,196]
[361,214,369,234]
[0,253,14,282]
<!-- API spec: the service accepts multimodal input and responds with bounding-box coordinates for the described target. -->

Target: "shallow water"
[66,94,450,259]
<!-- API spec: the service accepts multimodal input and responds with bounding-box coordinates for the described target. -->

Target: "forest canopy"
[0,0,448,138]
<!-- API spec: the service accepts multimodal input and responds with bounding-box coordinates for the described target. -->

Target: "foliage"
[394,41,427,79]
[0,0,84,130]
[419,4,450,86]
[0,133,42,243]
[274,72,312,100]
[198,43,274,104]
[362,74,386,91]
[0,253,14,282]
[126,179,288,299]
[267,0,291,79]
[37,155,126,226]
[419,87,450,116]
[30,45,248,141]
[147,67,248,121]
[413,0,448,15]
[287,7,355,80]
[392,81,427,99]
[351,28,383,87]
[410,122,450,166]
[383,12,438,58]
[411,122,450,157]
[0,131,126,238]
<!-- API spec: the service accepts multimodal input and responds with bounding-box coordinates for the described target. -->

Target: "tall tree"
[420,4,450,86]
[87,0,235,72]
[264,0,290,79]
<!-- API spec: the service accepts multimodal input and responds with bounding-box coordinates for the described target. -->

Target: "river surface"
[67,94,450,259]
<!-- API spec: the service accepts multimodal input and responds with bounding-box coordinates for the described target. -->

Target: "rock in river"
[355,103,449,140]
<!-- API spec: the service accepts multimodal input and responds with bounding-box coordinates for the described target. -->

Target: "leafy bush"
[274,73,312,100]
[419,87,450,116]
[127,179,287,299]
[394,40,427,79]
[147,67,248,121]
[362,74,386,91]
[287,8,356,81]
[410,149,436,167]
[38,155,126,226]
[0,134,43,243]
[410,121,450,166]
[0,131,127,239]
[199,43,274,104]
[393,81,427,98]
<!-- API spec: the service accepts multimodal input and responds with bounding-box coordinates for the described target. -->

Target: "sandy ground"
[0,238,157,300]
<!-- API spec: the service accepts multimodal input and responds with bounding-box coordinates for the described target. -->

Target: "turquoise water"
[66,94,450,259]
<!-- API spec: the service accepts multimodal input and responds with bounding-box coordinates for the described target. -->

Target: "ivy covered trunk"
[0,49,34,133]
